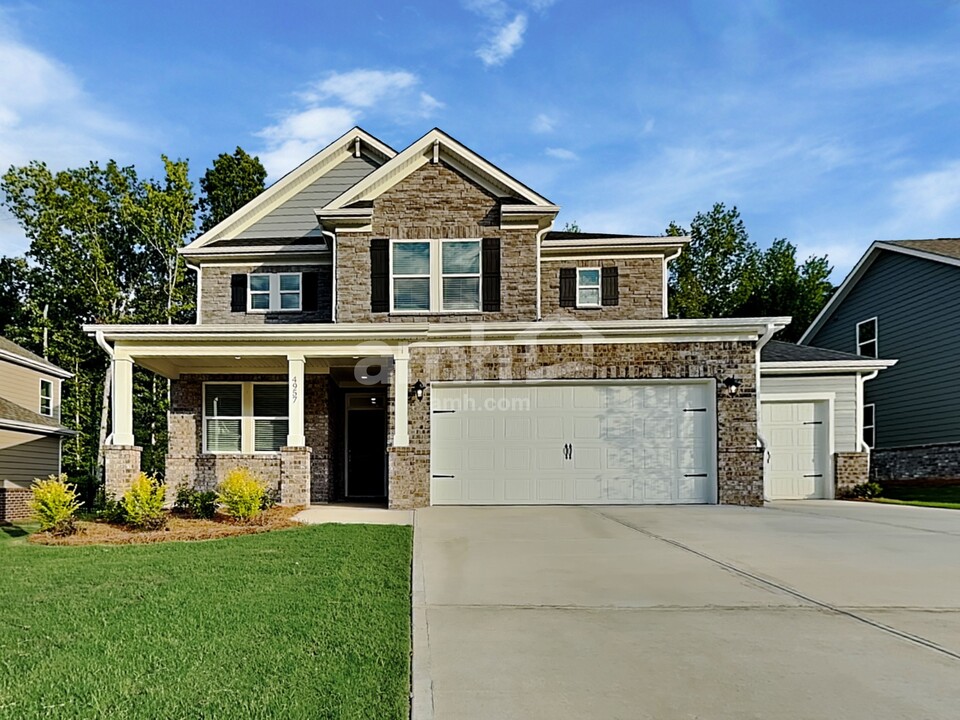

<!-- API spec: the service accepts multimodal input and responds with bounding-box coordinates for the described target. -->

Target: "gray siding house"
[801,239,960,480]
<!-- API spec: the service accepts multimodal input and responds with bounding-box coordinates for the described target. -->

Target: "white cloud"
[545,147,578,161]
[527,0,558,10]
[891,161,960,226]
[463,0,509,20]
[532,113,555,133]
[300,70,418,108]
[477,13,528,66]
[256,107,359,179]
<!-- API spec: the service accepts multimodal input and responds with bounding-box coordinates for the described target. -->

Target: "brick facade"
[870,443,960,482]
[103,445,143,499]
[0,486,32,522]
[387,340,761,509]
[200,264,332,324]
[540,258,664,321]
[835,452,870,492]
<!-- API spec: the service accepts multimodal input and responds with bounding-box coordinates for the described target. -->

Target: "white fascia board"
[323,128,555,211]
[0,349,73,379]
[0,418,76,436]
[875,241,960,270]
[185,244,330,258]
[182,127,396,251]
[761,359,898,374]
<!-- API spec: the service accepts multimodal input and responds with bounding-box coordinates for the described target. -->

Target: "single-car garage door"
[430,381,715,505]
[761,400,830,499]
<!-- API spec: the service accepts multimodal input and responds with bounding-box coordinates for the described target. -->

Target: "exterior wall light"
[722,377,742,395]
[409,380,426,401]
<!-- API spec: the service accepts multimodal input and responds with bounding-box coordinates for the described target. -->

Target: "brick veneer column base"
[0,486,32,522]
[835,452,869,492]
[103,445,142,500]
[280,447,312,507]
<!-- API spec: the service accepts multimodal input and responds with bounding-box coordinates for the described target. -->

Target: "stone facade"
[540,258,664,321]
[336,162,539,323]
[835,452,870,492]
[870,443,960,482]
[166,373,333,506]
[0,486,32,522]
[200,264,332,324]
[104,445,143,499]
[387,340,761,509]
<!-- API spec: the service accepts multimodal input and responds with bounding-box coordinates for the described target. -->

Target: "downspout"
[662,247,682,318]
[95,330,115,446]
[535,219,554,321]
[857,370,879,454]
[184,261,201,325]
[755,322,778,501]
[322,228,337,323]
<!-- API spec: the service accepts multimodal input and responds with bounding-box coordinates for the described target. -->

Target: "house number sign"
[291,376,299,404]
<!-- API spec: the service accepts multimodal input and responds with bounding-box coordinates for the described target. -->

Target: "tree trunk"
[96,363,111,479]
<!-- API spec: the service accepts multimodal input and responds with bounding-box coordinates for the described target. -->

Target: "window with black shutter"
[481,237,501,312]
[559,268,577,307]
[302,271,319,312]
[230,274,247,312]
[370,239,389,312]
[601,266,619,306]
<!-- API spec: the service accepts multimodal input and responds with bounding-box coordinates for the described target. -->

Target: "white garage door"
[761,401,829,499]
[430,382,715,505]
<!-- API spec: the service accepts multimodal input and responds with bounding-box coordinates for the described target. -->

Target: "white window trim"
[39,378,53,417]
[247,272,302,313]
[202,381,289,454]
[856,317,878,358]
[863,403,876,450]
[389,238,483,314]
[576,267,602,309]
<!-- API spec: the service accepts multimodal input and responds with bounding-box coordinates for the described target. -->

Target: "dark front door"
[345,394,387,500]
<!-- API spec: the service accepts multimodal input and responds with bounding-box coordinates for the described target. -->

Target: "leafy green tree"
[561,221,581,233]
[197,147,267,232]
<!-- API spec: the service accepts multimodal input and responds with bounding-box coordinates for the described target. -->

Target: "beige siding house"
[0,337,74,522]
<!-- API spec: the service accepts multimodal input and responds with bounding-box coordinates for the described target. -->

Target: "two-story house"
[801,239,960,482]
[87,127,803,509]
[0,336,74,522]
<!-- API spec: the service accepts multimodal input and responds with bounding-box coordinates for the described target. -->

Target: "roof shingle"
[761,340,876,363]
[885,238,960,261]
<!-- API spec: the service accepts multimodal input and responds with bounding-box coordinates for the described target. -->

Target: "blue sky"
[2,1,960,278]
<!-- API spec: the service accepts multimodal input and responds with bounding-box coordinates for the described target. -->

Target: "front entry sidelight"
[345,393,387,501]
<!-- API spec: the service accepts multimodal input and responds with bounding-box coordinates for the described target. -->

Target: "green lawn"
[876,483,960,510]
[0,524,412,719]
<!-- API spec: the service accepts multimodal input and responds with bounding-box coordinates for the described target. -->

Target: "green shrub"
[260,486,280,511]
[174,486,219,519]
[29,474,81,535]
[839,481,884,499]
[217,468,266,523]
[122,473,167,530]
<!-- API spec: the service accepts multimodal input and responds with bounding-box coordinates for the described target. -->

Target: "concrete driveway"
[412,501,960,719]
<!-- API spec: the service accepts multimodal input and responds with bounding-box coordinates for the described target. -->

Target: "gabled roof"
[320,128,557,212]
[799,238,960,344]
[0,396,74,436]
[182,127,396,253]
[0,336,72,379]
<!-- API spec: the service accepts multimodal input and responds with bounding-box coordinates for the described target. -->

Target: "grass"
[874,481,960,510]
[0,524,412,719]
[0,520,38,545]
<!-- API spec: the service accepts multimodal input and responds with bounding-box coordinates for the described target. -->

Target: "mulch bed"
[30,506,303,546]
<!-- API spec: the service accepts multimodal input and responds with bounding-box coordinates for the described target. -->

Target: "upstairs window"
[576,268,602,308]
[863,404,875,449]
[857,317,878,358]
[442,240,481,311]
[390,239,482,312]
[39,379,53,417]
[247,273,301,312]
[392,241,431,311]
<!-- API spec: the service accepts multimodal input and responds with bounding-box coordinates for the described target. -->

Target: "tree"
[197,147,267,232]
[561,221,581,233]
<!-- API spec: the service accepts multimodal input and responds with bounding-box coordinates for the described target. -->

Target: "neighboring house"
[800,238,960,482]
[85,127,878,509]
[0,337,74,522]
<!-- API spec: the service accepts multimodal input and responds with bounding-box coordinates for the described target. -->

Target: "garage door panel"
[504,416,531,439]
[572,385,601,408]
[573,416,602,439]
[642,417,674,439]
[535,387,564,408]
[504,446,531,470]
[537,446,564,470]
[573,446,602,470]
[606,447,634,470]
[537,476,564,501]
[536,416,564,439]
[504,476,531,501]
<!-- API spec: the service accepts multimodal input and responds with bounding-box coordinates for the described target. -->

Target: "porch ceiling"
[132,354,387,380]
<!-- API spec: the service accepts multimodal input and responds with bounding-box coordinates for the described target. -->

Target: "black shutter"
[559,268,576,307]
[302,272,319,312]
[601,266,619,306]
[481,237,501,312]
[230,274,247,312]
[370,238,389,313]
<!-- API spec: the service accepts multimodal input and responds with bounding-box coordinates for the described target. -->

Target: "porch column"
[287,354,306,447]
[112,357,135,446]
[393,347,410,447]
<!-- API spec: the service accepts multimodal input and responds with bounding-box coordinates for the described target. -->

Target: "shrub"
[30,474,81,535]
[174,486,219,519]
[839,481,884,499]
[217,468,267,523]
[122,473,167,530]
[261,486,280,511]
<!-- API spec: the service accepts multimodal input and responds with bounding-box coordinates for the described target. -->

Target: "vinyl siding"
[0,360,60,420]
[806,251,960,448]
[0,430,60,486]
[760,373,859,452]
[236,154,381,240]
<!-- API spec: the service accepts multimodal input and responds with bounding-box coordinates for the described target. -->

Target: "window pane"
[858,320,876,343]
[205,385,242,417]
[206,419,241,452]
[578,288,600,306]
[393,242,430,275]
[280,292,300,309]
[41,397,52,416]
[250,293,270,310]
[394,277,431,310]
[255,419,288,452]
[578,269,600,286]
[279,274,300,292]
[442,241,480,274]
[249,275,270,292]
[254,384,288,417]
[443,277,480,310]
[859,340,877,359]
[40,380,51,399]
[864,405,874,426]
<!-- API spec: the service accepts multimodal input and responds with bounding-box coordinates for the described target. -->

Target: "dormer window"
[248,273,301,312]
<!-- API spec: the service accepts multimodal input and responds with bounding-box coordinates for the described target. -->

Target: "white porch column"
[112,357,135,446]
[393,346,410,447]
[287,354,306,447]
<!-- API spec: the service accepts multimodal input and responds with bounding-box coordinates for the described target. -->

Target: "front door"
[345,394,387,500]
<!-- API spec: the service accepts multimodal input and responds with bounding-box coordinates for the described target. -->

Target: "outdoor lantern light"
[410,379,426,401]
[722,376,742,395]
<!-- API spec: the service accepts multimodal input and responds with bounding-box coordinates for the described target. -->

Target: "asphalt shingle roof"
[0,336,65,374]
[544,231,662,241]
[760,340,875,363]
[0,395,68,433]
[886,238,960,261]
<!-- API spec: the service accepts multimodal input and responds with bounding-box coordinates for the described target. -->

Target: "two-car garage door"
[430,382,715,505]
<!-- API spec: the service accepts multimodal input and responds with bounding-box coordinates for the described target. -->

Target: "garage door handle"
[804,474,823,478]
[684,473,708,477]
[803,421,823,425]
[684,408,707,413]
[563,443,572,460]
[432,474,456,479]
